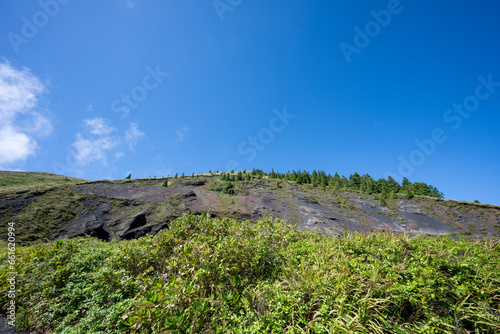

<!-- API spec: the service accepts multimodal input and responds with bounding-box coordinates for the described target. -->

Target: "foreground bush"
[1,214,499,333]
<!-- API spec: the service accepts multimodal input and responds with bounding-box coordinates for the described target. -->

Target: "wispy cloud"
[125,122,145,150]
[0,61,52,167]
[175,124,189,144]
[72,118,119,165]
[118,0,135,9]
[72,132,120,166]
[71,118,145,166]
[85,117,116,136]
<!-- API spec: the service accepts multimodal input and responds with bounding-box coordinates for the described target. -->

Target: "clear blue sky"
[0,0,499,205]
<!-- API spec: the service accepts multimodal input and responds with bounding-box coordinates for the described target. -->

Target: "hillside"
[0,170,499,244]
[1,215,499,333]
[0,171,87,188]
[1,171,499,333]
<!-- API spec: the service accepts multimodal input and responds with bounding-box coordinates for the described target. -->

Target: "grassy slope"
[0,172,88,243]
[1,215,499,333]
[0,171,87,188]
[1,173,499,246]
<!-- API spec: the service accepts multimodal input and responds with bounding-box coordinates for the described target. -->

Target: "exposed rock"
[1,176,499,244]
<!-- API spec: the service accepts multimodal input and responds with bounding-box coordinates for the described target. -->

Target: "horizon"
[0,0,499,205]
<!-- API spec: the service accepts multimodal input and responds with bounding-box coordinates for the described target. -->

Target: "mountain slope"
[0,171,87,187]
[1,172,498,244]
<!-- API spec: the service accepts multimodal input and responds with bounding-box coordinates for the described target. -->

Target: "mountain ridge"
[1,170,499,244]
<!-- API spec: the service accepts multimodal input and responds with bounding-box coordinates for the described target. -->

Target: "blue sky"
[0,0,499,205]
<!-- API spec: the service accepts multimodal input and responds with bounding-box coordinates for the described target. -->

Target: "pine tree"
[162,179,168,187]
[387,176,401,193]
[349,172,361,190]
[223,181,234,195]
[125,173,131,180]
[340,176,349,189]
[331,173,341,188]
[402,177,411,190]
[270,168,276,178]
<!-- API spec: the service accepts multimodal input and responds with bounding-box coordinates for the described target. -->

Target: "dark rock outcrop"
[1,176,499,244]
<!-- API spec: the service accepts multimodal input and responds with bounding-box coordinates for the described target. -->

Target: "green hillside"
[2,214,499,333]
[0,171,87,188]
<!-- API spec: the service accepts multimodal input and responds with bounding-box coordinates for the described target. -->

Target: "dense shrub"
[1,214,499,333]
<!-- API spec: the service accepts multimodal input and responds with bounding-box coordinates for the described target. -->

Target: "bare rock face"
[1,176,499,244]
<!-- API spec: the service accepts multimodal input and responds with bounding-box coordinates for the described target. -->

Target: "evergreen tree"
[430,185,444,199]
[413,182,431,196]
[377,178,388,193]
[296,173,305,185]
[331,173,341,188]
[162,179,168,187]
[361,174,377,194]
[387,176,401,193]
[124,173,131,180]
[270,168,276,178]
[223,181,234,195]
[340,176,349,189]
[349,172,362,190]
[402,177,411,190]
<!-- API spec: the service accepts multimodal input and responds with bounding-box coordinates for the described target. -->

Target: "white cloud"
[84,118,116,136]
[72,132,119,166]
[0,61,52,167]
[175,124,189,143]
[125,122,145,149]
[0,125,38,165]
[71,119,144,166]
[19,112,54,137]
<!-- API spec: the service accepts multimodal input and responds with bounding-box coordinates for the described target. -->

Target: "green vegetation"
[2,214,499,333]
[0,171,86,188]
[225,169,444,199]
[125,174,132,180]
[0,187,86,243]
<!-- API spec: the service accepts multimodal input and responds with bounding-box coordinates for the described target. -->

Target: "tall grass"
[1,214,499,333]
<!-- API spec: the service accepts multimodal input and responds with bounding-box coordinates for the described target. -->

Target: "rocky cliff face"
[1,175,499,244]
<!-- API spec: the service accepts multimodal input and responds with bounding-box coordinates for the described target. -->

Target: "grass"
[0,171,86,188]
[1,214,499,333]
[0,187,86,244]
